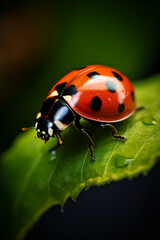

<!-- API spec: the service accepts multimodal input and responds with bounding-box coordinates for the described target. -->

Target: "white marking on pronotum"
[35,122,38,129]
[54,120,68,130]
[49,90,58,97]
[63,95,72,103]
[37,129,40,132]
[36,112,41,119]
[42,131,46,134]
[48,128,53,136]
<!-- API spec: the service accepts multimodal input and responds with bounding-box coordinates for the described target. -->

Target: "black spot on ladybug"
[55,82,67,96]
[112,71,123,81]
[118,102,125,113]
[40,97,56,116]
[75,66,86,70]
[63,84,78,96]
[131,91,135,102]
[87,71,100,78]
[106,81,117,93]
[90,96,102,111]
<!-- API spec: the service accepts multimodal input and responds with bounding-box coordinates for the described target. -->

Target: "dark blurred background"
[0,0,160,239]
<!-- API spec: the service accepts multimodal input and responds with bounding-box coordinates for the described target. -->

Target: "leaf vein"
[80,149,89,182]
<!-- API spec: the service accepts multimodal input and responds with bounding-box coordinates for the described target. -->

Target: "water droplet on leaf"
[49,150,56,162]
[115,155,134,168]
[142,116,157,125]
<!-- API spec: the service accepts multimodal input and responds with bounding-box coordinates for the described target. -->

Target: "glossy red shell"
[47,65,136,123]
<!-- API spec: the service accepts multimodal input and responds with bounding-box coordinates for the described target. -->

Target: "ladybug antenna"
[22,126,35,131]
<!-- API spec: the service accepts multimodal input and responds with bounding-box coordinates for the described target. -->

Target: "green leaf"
[0,75,160,240]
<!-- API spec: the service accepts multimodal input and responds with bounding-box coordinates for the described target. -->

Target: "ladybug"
[23,65,136,162]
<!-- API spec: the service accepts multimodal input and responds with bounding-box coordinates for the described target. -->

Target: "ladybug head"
[35,117,58,142]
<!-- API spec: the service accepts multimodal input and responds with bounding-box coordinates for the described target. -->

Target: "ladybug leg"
[49,133,63,151]
[100,123,127,141]
[75,119,95,162]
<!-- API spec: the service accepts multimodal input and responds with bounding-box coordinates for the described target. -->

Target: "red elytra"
[47,65,136,122]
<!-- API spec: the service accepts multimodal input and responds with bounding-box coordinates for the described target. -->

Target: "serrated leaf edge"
[18,151,160,240]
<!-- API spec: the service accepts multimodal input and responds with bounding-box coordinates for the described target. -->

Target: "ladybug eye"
[37,132,41,138]
[44,133,50,141]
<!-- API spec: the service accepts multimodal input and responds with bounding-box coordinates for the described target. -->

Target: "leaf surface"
[0,75,160,240]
